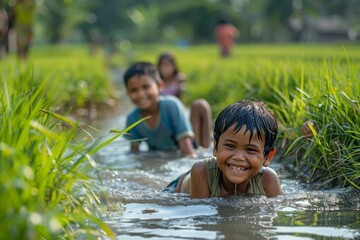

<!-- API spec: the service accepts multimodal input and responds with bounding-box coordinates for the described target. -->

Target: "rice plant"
[29,45,114,108]
[0,61,128,239]
[281,59,360,189]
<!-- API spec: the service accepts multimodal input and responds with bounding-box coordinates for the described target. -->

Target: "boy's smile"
[228,164,249,175]
[126,75,161,112]
[214,124,271,193]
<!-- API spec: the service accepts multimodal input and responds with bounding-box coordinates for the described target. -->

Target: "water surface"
[91,84,360,239]
[94,130,360,240]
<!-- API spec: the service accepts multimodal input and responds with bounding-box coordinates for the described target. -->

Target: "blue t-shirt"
[124,96,194,151]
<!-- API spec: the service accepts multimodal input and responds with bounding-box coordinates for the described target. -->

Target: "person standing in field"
[214,18,239,58]
[4,0,16,55]
[14,0,35,59]
[0,0,8,58]
[157,52,212,148]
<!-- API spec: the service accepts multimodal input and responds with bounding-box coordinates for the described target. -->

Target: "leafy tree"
[33,0,359,44]
[159,1,242,43]
[37,0,97,43]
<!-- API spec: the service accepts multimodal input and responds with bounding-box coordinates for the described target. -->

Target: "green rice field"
[1,43,359,239]
[128,43,360,190]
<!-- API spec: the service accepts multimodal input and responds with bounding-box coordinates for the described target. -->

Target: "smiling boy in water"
[166,100,282,198]
[123,61,197,157]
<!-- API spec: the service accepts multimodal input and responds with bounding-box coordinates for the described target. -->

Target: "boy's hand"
[178,137,197,158]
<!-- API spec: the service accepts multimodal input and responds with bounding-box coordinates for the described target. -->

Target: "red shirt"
[215,24,238,48]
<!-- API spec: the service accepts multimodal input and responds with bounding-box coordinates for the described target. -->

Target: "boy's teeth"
[230,165,246,171]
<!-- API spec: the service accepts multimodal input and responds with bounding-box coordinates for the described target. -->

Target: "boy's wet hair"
[213,99,278,155]
[123,62,160,87]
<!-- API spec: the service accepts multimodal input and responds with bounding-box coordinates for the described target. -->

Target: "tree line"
[1,0,359,48]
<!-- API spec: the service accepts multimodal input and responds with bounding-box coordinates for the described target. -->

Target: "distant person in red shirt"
[214,18,238,57]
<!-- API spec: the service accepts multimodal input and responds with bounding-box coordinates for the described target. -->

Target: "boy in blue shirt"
[123,62,196,157]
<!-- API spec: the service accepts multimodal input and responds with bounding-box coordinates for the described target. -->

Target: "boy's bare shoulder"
[262,167,278,176]
[190,159,209,183]
[191,160,207,175]
[262,167,280,182]
[190,159,210,198]
[262,167,282,196]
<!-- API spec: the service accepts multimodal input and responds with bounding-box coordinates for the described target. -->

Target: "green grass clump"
[283,61,360,189]
[0,63,125,239]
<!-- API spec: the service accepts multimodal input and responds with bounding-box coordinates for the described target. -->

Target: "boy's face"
[126,75,162,111]
[213,124,273,186]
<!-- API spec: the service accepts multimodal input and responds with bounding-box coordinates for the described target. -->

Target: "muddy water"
[91,112,360,240]
[91,73,360,239]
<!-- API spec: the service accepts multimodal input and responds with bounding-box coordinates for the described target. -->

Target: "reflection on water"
[93,135,360,240]
[122,203,218,220]
[268,226,359,239]
[90,106,360,240]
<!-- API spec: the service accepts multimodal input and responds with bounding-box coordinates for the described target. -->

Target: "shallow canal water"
[90,76,360,239]
[90,112,360,240]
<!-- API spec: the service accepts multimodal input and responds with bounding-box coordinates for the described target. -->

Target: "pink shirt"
[161,73,185,98]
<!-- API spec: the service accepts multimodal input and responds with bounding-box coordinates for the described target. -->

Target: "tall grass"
[124,43,360,189]
[0,59,131,238]
[281,60,360,189]
[29,44,114,108]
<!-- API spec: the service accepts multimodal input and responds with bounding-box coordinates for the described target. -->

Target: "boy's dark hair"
[123,62,160,87]
[157,52,179,79]
[213,100,278,156]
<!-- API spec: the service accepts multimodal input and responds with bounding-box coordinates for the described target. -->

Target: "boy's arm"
[165,98,196,156]
[178,136,197,157]
[125,111,142,153]
[262,168,282,197]
[190,160,210,198]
